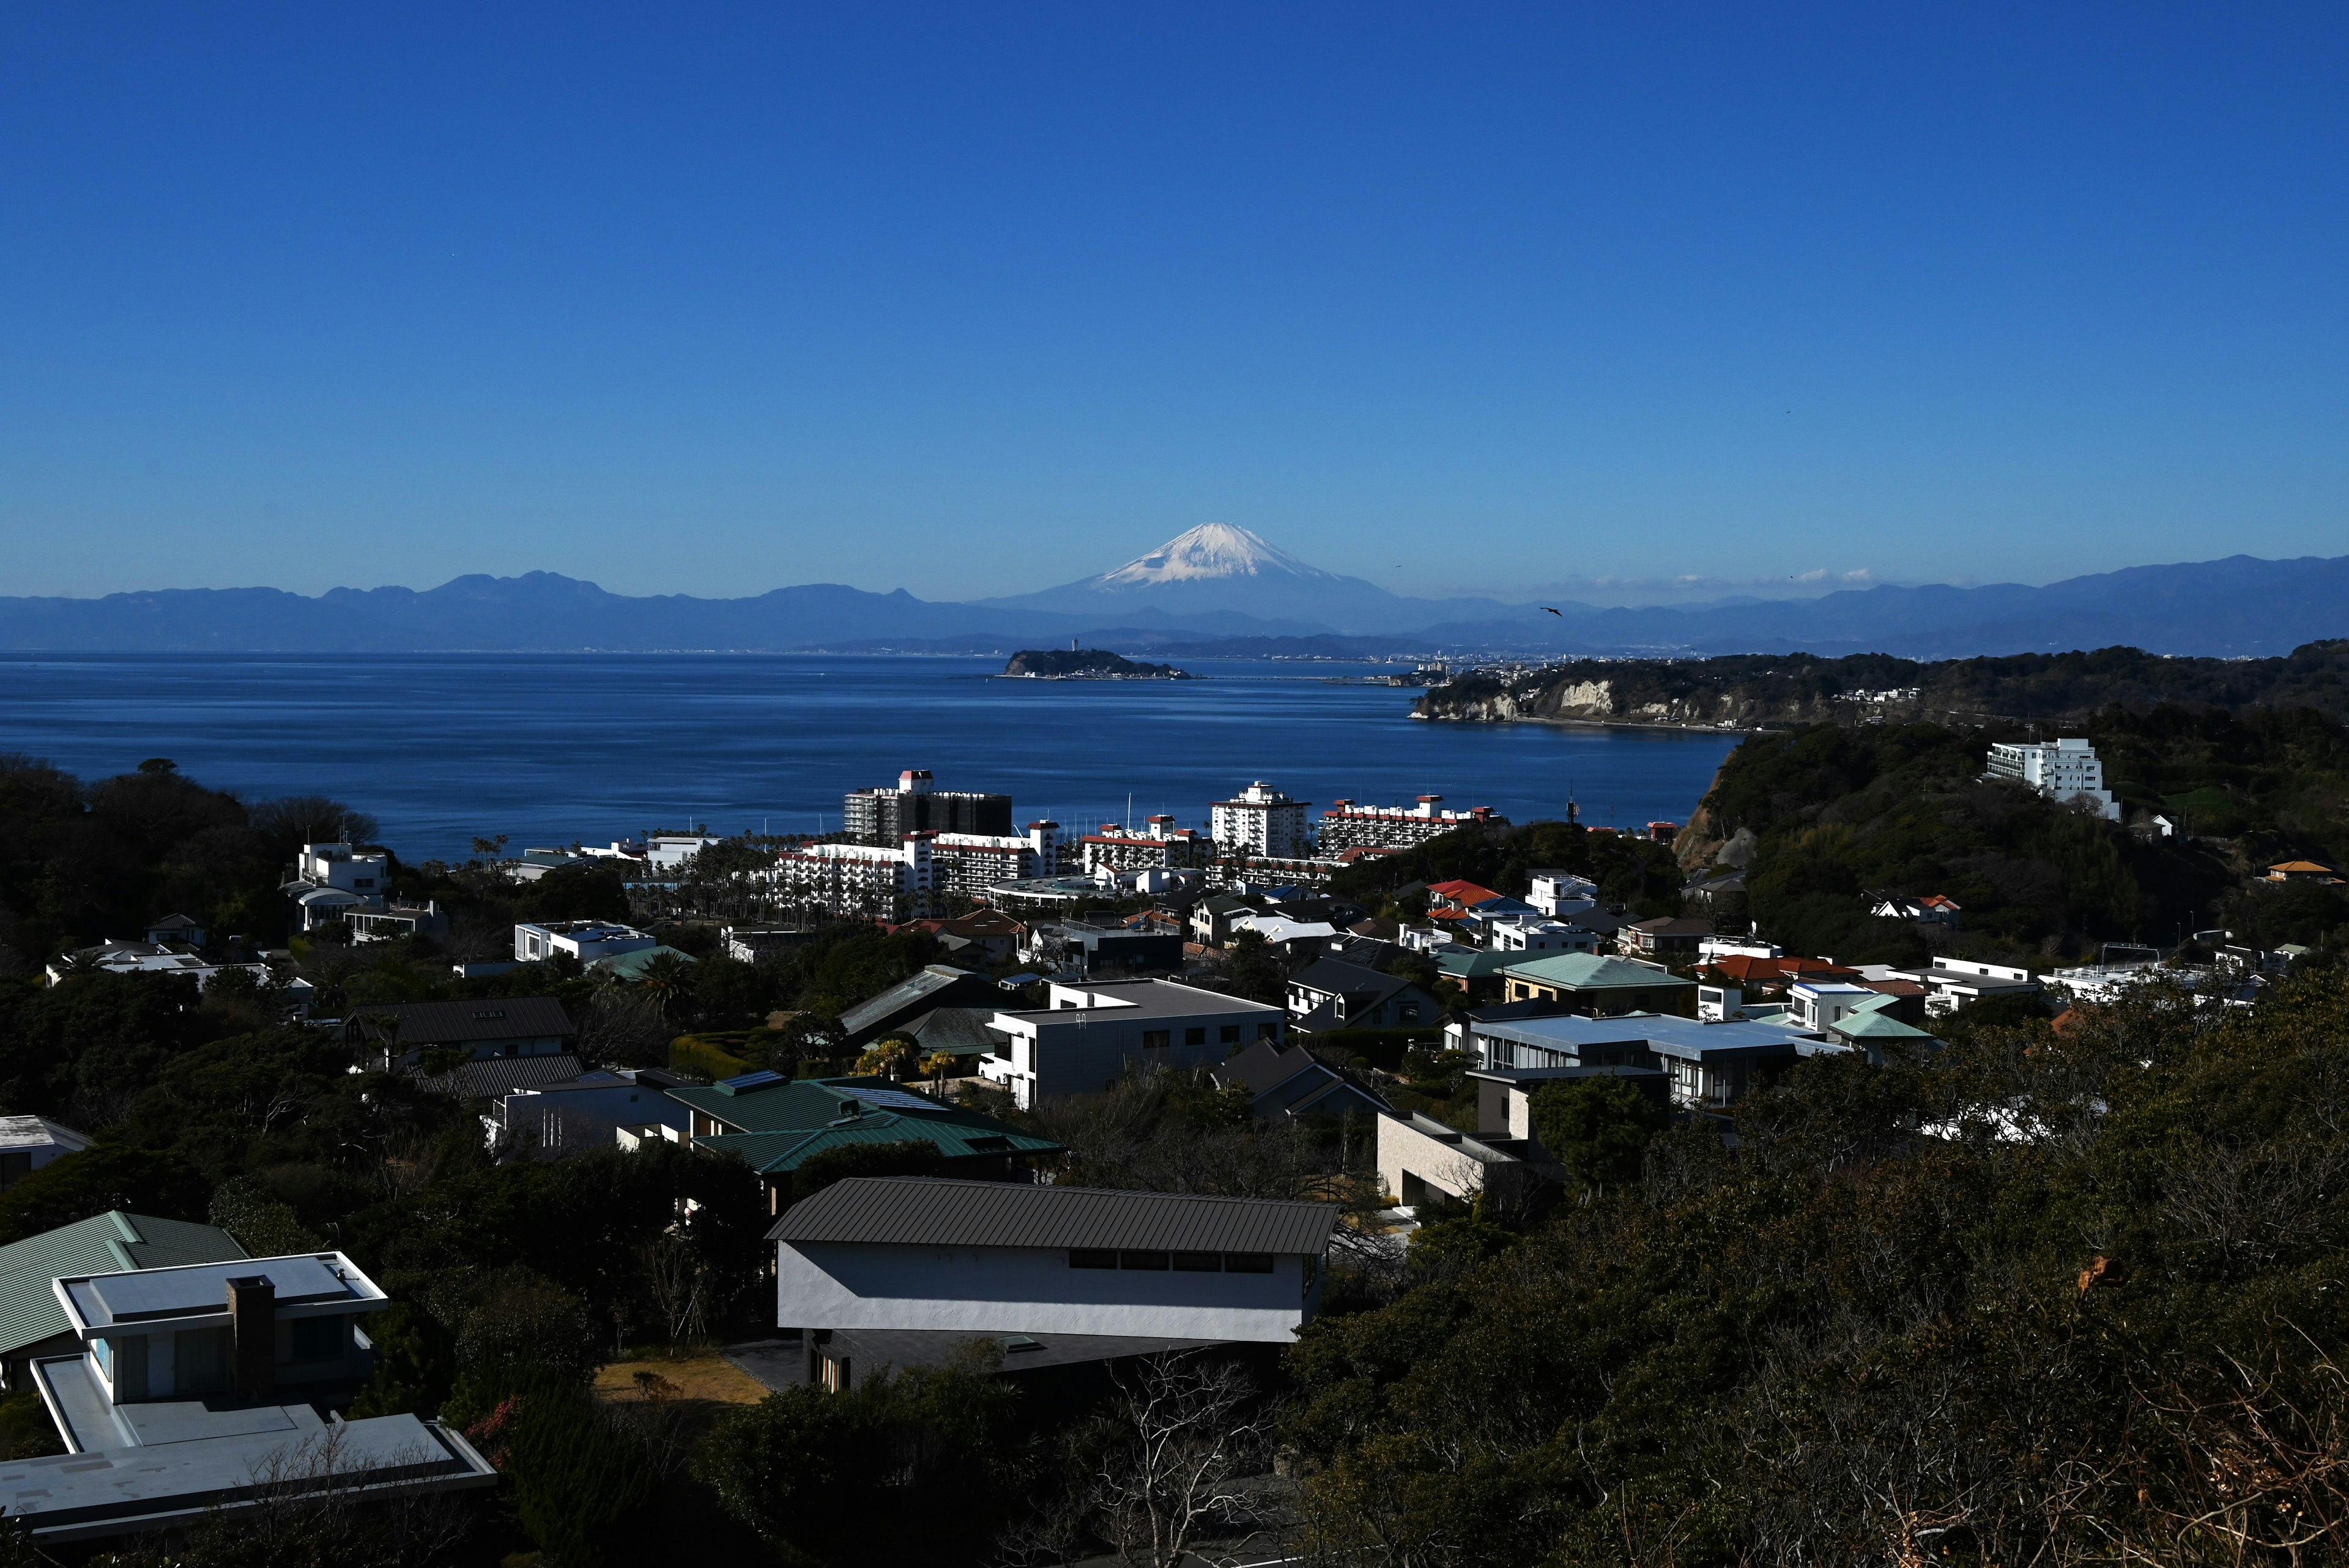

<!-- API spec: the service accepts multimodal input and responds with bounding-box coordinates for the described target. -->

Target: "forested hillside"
[1417,640,2349,730]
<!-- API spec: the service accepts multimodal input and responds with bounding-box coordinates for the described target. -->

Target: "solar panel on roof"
[847,1087,940,1113]
[88,1256,349,1321]
[719,1070,785,1094]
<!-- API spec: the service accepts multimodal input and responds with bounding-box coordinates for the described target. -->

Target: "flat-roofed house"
[1464,1012,1809,1109]
[0,1212,247,1392]
[978,979,1286,1108]
[0,1115,94,1191]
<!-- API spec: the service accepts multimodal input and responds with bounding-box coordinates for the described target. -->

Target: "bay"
[0,654,1740,861]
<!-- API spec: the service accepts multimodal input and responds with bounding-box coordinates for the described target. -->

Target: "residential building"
[1464,1012,1809,1109]
[1226,912,1340,956]
[1316,796,1505,852]
[771,1178,1337,1376]
[1527,871,1598,919]
[513,919,656,965]
[1079,817,1212,878]
[838,965,1011,1049]
[916,908,1026,965]
[1813,997,1939,1061]
[1435,949,1520,1002]
[418,1054,589,1102]
[646,832,721,871]
[15,1252,495,1540]
[143,914,206,949]
[1189,893,1256,948]
[772,836,935,922]
[1985,738,2120,820]
[0,1115,93,1190]
[280,842,390,932]
[1857,959,2042,1018]
[587,943,697,983]
[0,1212,247,1392]
[1870,892,1963,928]
[492,1067,693,1154]
[979,979,1286,1108]
[1210,781,1313,859]
[843,771,1013,847]
[345,997,577,1071]
[1485,916,1596,954]
[724,926,820,963]
[1426,879,1507,915]
[1466,1064,1670,1146]
[1032,922,1186,978]
[933,824,1064,902]
[1501,953,1698,1016]
[1206,848,1389,891]
[655,1074,1061,1211]
[2265,860,2343,885]
[1622,917,1714,960]
[344,899,448,943]
[1212,1042,1389,1121]
[1787,981,1892,1033]
[45,940,273,993]
[1285,958,1441,1033]
[1374,1111,1549,1216]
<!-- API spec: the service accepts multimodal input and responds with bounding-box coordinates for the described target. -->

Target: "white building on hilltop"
[1986,738,2120,820]
[1316,796,1505,852]
[1211,782,1312,858]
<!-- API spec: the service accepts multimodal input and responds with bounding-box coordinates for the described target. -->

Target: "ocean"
[0,653,1740,861]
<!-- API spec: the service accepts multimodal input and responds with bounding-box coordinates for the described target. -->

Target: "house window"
[1142,1030,1170,1050]
[1184,1027,1206,1046]
[1069,1249,1117,1269]
[291,1314,346,1363]
[1398,1003,1419,1023]
[1173,1251,1222,1272]
[1225,1253,1274,1274]
[1256,1022,1278,1042]
[1220,1025,1240,1044]
[1119,1250,1170,1271]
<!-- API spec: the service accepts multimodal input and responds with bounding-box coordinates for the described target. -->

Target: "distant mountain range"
[1,525,2345,659]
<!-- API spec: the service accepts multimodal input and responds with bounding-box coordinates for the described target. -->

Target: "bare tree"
[639,1232,710,1347]
[1088,1352,1277,1568]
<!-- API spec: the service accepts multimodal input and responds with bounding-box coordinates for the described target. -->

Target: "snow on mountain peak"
[1094,524,1338,588]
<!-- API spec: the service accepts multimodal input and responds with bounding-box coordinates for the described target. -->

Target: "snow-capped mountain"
[975,523,1527,632]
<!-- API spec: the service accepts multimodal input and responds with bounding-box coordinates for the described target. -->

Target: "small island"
[1003,648,1193,680]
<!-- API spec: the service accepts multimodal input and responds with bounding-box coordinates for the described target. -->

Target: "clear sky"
[4,4,2346,604]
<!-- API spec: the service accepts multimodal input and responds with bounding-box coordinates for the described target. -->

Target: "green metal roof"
[696,1112,1061,1175]
[1436,951,1518,978]
[1831,1008,1935,1040]
[588,945,698,981]
[1500,953,1697,992]
[0,1211,247,1357]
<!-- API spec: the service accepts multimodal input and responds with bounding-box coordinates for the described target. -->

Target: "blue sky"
[4,4,2346,605]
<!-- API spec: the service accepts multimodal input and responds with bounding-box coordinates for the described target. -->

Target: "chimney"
[227,1275,276,1398]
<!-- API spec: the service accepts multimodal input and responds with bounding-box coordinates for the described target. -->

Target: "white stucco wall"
[776,1241,1316,1342]
[1376,1112,1504,1205]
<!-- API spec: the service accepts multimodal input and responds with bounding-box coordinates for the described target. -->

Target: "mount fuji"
[973,523,1525,633]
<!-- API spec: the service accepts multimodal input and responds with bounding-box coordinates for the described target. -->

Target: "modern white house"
[1210,781,1313,859]
[1986,738,2120,820]
[1787,981,1888,1033]
[1485,916,1596,954]
[513,919,657,965]
[771,1177,1337,1375]
[10,1251,495,1541]
[43,940,273,993]
[1527,871,1600,919]
[978,979,1286,1107]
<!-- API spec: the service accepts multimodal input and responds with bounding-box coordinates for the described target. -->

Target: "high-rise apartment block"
[842,770,1013,846]
[1316,795,1506,852]
[1210,782,1313,858]
[1985,738,2120,820]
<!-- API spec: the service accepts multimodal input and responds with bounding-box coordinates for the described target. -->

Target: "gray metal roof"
[348,997,576,1047]
[0,1214,247,1358]
[838,966,998,1036]
[770,1177,1337,1256]
[415,1054,587,1101]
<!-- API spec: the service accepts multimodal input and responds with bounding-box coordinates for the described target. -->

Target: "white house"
[0,1116,92,1190]
[647,833,722,871]
[771,1177,1336,1360]
[978,979,1286,1108]
[513,920,657,965]
[1787,981,1886,1034]
[1526,870,1600,919]
[1986,738,2120,820]
[1485,916,1595,954]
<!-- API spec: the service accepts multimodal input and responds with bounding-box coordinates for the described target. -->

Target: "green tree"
[1526,1076,1670,1195]
[0,1144,208,1244]
[1223,929,1288,1006]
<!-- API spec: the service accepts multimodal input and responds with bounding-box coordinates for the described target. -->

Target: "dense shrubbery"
[1283,975,2349,1566]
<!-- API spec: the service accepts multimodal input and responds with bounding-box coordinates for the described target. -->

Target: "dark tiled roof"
[837,966,1002,1038]
[349,997,575,1047]
[417,1054,588,1100]
[904,1007,1009,1057]
[770,1176,1338,1255]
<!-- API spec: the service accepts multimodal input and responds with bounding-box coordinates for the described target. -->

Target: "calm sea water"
[0,654,1740,861]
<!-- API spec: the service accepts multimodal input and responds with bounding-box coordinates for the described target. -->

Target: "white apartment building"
[772,834,935,921]
[647,833,722,871]
[283,842,391,931]
[932,823,1063,902]
[1527,871,1600,919]
[514,920,657,964]
[1986,738,2120,820]
[1211,782,1313,858]
[1316,796,1505,852]
[1486,918,1596,954]
[1080,816,1212,876]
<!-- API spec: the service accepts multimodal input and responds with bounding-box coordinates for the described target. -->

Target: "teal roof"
[667,1074,1061,1175]
[1501,953,1696,992]
[1436,951,1517,978]
[0,1211,247,1357]
[1831,1008,1935,1040]
[696,1112,1062,1175]
[588,945,698,981]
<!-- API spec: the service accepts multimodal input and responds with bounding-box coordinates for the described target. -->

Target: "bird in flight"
[1542,606,1562,616]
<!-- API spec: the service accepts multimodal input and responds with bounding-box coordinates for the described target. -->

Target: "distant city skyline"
[6,6,2347,603]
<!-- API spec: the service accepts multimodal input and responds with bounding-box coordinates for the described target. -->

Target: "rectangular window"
[1399,1003,1419,1023]
[1256,1022,1278,1042]
[1224,1252,1274,1274]
[1184,1027,1206,1046]
[1119,1250,1170,1271]
[1220,1025,1240,1044]
[1173,1251,1222,1273]
[1069,1249,1117,1269]
[1142,1030,1171,1050]
[291,1315,346,1364]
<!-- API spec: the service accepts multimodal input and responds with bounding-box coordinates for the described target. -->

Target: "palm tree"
[639,951,692,1020]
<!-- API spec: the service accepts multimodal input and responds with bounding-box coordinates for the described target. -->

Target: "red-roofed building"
[1427,880,1507,915]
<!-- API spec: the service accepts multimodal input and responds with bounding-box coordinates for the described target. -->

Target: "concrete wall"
[1376,1112,1507,1208]
[776,1241,1316,1343]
